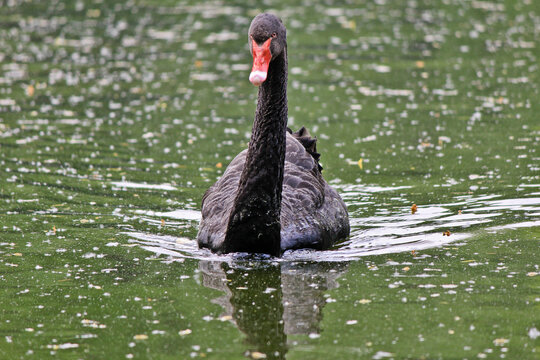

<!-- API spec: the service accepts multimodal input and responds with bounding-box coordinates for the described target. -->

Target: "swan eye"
[271,32,277,38]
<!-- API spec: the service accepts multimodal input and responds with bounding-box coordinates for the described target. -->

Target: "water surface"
[0,0,539,359]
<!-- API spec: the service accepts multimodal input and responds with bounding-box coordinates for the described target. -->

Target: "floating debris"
[178,329,192,336]
[47,343,79,350]
[493,338,509,346]
[249,351,267,359]
[26,84,34,97]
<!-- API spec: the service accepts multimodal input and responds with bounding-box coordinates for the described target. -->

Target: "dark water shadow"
[199,260,348,359]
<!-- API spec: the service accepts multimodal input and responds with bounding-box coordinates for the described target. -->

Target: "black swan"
[197,13,349,256]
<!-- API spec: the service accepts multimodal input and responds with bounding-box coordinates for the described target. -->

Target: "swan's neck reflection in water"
[199,261,348,358]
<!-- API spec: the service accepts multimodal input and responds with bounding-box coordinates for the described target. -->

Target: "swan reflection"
[199,261,348,358]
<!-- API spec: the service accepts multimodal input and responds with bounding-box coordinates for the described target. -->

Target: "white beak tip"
[249,71,267,86]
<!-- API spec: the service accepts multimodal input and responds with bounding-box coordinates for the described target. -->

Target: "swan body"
[197,13,349,256]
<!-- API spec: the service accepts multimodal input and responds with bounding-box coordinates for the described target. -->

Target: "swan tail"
[287,127,322,171]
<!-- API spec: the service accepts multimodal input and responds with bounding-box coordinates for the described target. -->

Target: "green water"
[1,0,539,359]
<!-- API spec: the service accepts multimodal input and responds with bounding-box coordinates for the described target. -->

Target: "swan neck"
[224,50,288,256]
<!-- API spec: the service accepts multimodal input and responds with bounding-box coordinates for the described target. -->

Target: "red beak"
[249,38,272,86]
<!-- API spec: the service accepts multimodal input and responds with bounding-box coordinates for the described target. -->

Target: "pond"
[0,0,539,358]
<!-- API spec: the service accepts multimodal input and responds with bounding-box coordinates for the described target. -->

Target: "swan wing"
[198,150,246,250]
[280,133,349,250]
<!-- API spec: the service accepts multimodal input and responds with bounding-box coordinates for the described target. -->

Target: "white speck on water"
[372,351,395,359]
[528,327,540,339]
[142,132,154,139]
[191,73,219,82]
[100,268,117,273]
[0,99,16,106]
[441,284,458,289]
[147,29,176,41]
[204,31,239,43]
[367,64,391,73]
[47,343,79,350]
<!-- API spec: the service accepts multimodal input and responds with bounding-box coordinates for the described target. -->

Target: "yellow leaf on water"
[493,338,509,346]
[26,85,35,97]
[250,352,267,360]
[87,9,101,18]
[357,158,363,169]
[358,299,371,304]
[178,329,192,336]
[133,334,148,340]
[415,60,425,68]
[526,272,538,277]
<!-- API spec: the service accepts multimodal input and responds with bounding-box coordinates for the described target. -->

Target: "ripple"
[133,209,201,221]
[487,220,540,231]
[123,189,540,263]
[110,181,177,191]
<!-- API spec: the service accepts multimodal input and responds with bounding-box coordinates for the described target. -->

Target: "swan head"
[248,13,287,86]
